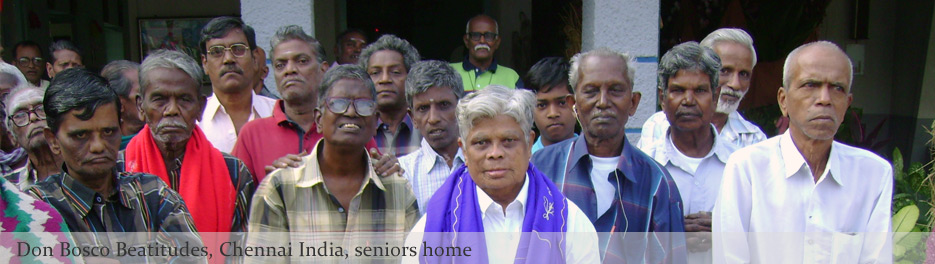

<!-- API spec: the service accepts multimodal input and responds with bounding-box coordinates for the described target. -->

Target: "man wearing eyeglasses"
[198,16,276,153]
[12,41,49,89]
[2,86,62,190]
[451,15,521,91]
[246,65,418,263]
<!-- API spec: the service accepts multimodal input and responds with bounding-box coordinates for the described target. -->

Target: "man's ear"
[314,108,323,133]
[629,92,642,116]
[320,61,330,73]
[196,95,208,122]
[135,94,145,122]
[777,87,788,117]
[457,137,463,149]
[46,63,54,78]
[201,55,208,70]
[43,128,62,155]
[462,34,470,48]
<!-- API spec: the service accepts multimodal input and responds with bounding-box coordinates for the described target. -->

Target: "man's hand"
[264,151,307,174]
[371,148,403,178]
[684,211,713,252]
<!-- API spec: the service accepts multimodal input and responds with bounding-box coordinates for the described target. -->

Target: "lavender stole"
[421,163,569,264]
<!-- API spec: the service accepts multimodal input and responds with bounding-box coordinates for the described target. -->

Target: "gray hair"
[140,49,205,96]
[318,65,376,108]
[465,15,499,34]
[405,60,464,108]
[569,47,635,91]
[0,62,29,90]
[658,41,722,93]
[101,60,140,98]
[269,25,326,63]
[49,40,81,62]
[5,85,44,135]
[700,28,757,67]
[358,34,421,71]
[781,41,853,91]
[456,85,535,144]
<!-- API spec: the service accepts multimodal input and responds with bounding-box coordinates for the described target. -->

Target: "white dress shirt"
[588,155,618,218]
[404,173,600,264]
[638,111,766,151]
[399,139,465,215]
[198,91,276,153]
[644,126,738,264]
[713,132,893,264]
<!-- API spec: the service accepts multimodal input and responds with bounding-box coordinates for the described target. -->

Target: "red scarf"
[125,124,235,233]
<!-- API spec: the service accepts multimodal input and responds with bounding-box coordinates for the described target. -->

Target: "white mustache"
[156,119,189,131]
[720,87,746,98]
[474,44,490,51]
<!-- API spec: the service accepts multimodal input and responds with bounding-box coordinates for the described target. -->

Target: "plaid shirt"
[531,135,686,263]
[375,114,422,157]
[117,151,256,232]
[245,140,418,263]
[3,162,38,191]
[398,139,464,215]
[26,169,205,263]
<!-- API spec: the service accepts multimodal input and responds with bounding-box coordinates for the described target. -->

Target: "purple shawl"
[421,163,569,264]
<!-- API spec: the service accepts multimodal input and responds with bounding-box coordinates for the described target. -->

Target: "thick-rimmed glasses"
[16,57,44,67]
[9,105,45,127]
[324,97,376,116]
[467,32,498,41]
[206,44,250,58]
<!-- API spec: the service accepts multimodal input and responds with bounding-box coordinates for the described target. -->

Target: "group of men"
[0,12,893,264]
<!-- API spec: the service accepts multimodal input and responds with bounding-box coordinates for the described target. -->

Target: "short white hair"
[457,85,535,144]
[700,28,757,67]
[569,47,635,91]
[781,41,853,91]
[465,15,499,34]
[0,62,29,90]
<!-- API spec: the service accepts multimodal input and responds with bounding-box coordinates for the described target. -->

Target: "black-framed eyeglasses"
[324,97,376,116]
[206,44,250,58]
[10,104,45,127]
[467,32,498,41]
[16,57,44,67]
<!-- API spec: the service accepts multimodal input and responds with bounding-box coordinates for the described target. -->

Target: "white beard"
[715,86,747,114]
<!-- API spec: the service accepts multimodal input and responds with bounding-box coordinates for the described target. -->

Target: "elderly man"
[333,28,368,66]
[101,60,144,149]
[521,57,578,153]
[12,41,49,88]
[0,63,29,175]
[246,65,417,260]
[198,17,276,153]
[642,42,739,263]
[713,41,892,263]
[359,34,423,157]
[123,49,255,234]
[233,25,386,183]
[3,86,63,190]
[451,15,521,91]
[27,68,203,263]
[45,40,83,79]
[404,85,598,264]
[398,60,466,214]
[639,28,766,150]
[531,48,686,262]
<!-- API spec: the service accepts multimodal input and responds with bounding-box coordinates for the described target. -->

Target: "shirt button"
[95,196,102,203]
[338,207,345,213]
[807,239,814,245]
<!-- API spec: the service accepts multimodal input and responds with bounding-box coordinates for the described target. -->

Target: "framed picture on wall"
[138,17,211,63]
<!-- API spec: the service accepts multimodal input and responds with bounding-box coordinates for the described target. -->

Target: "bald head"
[465,15,499,34]
[782,41,853,91]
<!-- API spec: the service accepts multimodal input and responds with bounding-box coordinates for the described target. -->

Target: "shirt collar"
[295,139,386,191]
[59,168,134,218]
[202,91,274,122]
[727,111,762,135]
[378,114,415,136]
[656,124,733,166]
[476,172,530,218]
[418,139,465,170]
[569,135,637,183]
[779,132,844,186]
[461,55,499,73]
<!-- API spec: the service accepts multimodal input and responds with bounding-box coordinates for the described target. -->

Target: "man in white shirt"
[404,86,598,264]
[643,42,739,263]
[712,41,893,263]
[398,60,466,214]
[639,28,766,150]
[197,17,276,152]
